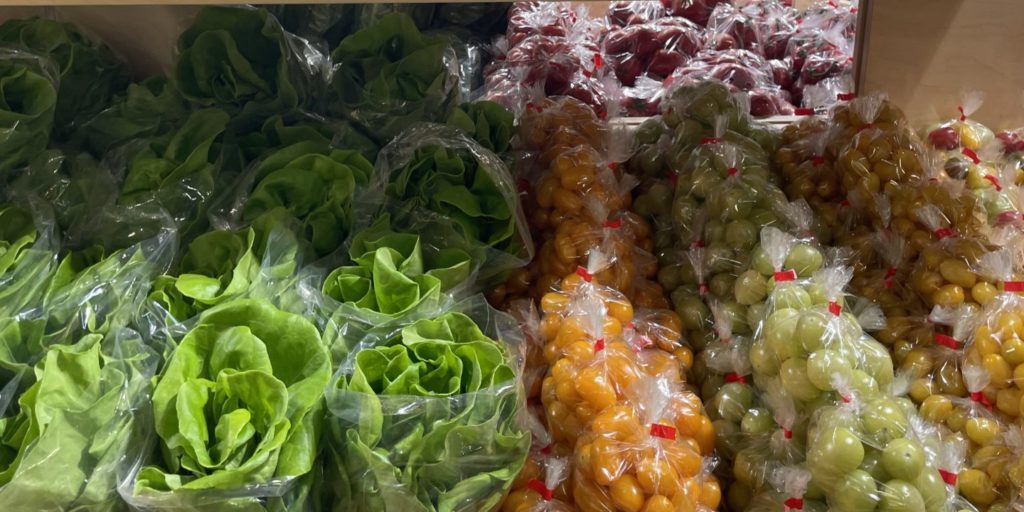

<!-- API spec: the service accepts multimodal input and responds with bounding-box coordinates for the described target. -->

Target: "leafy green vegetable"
[378,130,521,256]
[324,216,472,316]
[242,141,371,257]
[75,76,190,157]
[0,53,57,177]
[0,204,54,316]
[150,229,260,322]
[119,108,229,229]
[131,299,330,510]
[0,330,157,510]
[0,17,128,141]
[446,101,514,154]
[176,6,302,127]
[323,311,528,512]
[328,12,459,144]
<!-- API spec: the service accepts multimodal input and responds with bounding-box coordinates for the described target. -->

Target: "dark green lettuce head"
[75,76,190,158]
[0,17,128,141]
[175,6,304,127]
[242,141,372,258]
[131,299,330,510]
[0,52,57,177]
[446,101,514,154]
[324,310,527,512]
[328,12,459,145]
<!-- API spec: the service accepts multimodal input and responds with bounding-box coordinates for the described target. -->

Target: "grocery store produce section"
[1,1,1024,511]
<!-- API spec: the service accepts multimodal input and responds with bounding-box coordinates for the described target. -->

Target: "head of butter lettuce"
[128,299,330,511]
[322,310,528,512]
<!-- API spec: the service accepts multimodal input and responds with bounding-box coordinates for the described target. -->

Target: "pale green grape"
[796,311,829,352]
[915,466,947,512]
[806,349,853,391]
[749,338,780,377]
[881,438,924,481]
[861,398,909,445]
[786,243,824,277]
[726,218,758,251]
[879,480,925,512]
[714,382,754,423]
[773,285,813,310]
[765,308,802,360]
[751,245,773,276]
[735,269,768,305]
[675,296,710,331]
[780,358,822,402]
[741,408,775,435]
[709,272,735,299]
[834,469,879,512]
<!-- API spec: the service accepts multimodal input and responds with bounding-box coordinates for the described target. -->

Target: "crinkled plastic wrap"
[124,299,331,512]
[666,49,795,117]
[0,328,158,510]
[353,123,531,285]
[603,17,703,87]
[502,452,574,511]
[322,298,530,512]
[327,12,461,146]
[0,48,58,180]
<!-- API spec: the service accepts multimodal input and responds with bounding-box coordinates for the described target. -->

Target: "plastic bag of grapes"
[502,454,574,512]
[571,373,718,512]
[923,91,995,154]
[804,379,956,512]
[729,377,810,506]
[830,95,927,199]
[742,465,826,512]
[909,204,1000,309]
[904,304,976,414]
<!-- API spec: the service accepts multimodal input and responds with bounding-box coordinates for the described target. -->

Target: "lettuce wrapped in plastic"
[241,141,371,257]
[0,204,55,315]
[0,51,57,177]
[119,108,228,229]
[175,6,306,126]
[446,101,514,154]
[0,329,157,510]
[0,18,128,141]
[328,12,459,145]
[323,309,528,512]
[75,77,189,157]
[150,228,260,322]
[128,299,330,510]
[359,124,530,279]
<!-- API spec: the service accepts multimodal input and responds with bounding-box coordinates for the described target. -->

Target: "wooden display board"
[857,0,1024,129]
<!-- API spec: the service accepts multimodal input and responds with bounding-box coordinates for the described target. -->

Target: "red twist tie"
[690,239,705,249]
[998,211,1023,225]
[593,53,603,69]
[608,162,619,170]
[962,147,981,164]
[724,373,748,385]
[838,92,856,101]
[593,338,606,353]
[1004,281,1024,292]
[884,266,898,289]
[526,102,535,111]
[782,427,793,439]
[536,106,545,113]
[726,167,739,176]
[794,108,815,116]
[934,333,960,349]
[698,282,709,296]
[828,301,842,316]
[540,443,553,454]
[575,266,593,282]
[841,394,851,404]
[527,480,554,501]
[970,391,993,410]
[598,110,607,120]
[934,227,957,240]
[774,269,798,282]
[516,178,531,194]
[812,155,825,167]
[839,198,851,207]
[857,123,875,133]
[958,105,967,122]
[699,137,721,145]
[784,497,805,510]
[650,423,677,440]
[984,174,1003,191]
[603,218,623,229]
[633,335,653,353]
[938,469,958,486]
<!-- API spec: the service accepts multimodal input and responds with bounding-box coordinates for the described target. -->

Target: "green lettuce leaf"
[324,311,527,512]
[74,76,190,158]
[0,204,54,316]
[150,229,260,322]
[176,6,302,127]
[446,101,514,154]
[119,108,229,230]
[242,141,371,258]
[384,141,517,253]
[0,52,57,177]
[131,299,330,510]
[0,17,128,142]
[328,12,459,144]
[0,330,157,510]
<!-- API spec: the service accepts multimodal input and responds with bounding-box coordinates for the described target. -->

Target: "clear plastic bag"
[125,298,332,511]
[603,17,703,87]
[502,454,574,512]
[909,204,1001,309]
[0,48,59,180]
[322,297,529,512]
[353,123,532,285]
[1,328,158,510]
